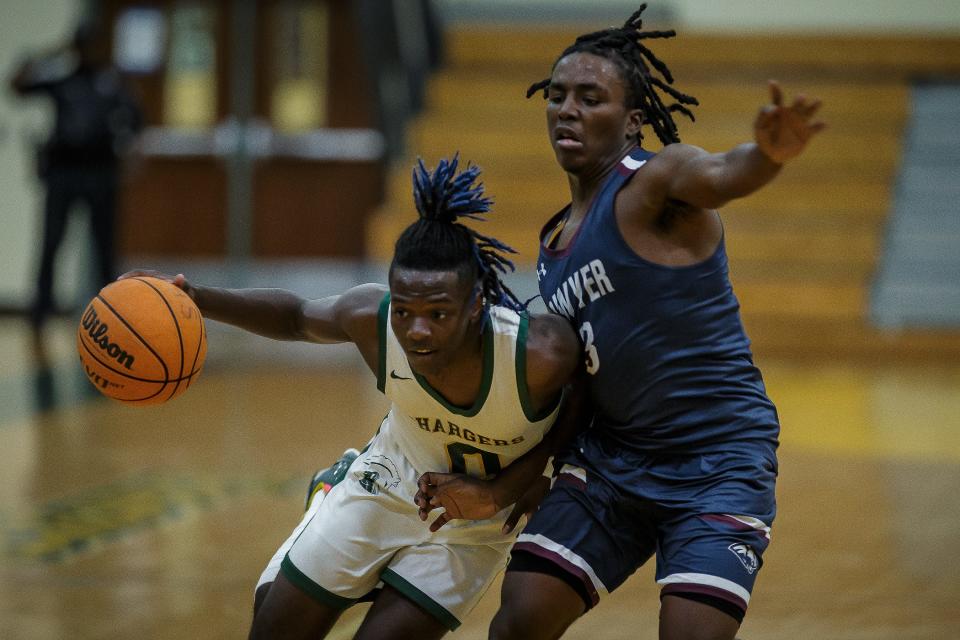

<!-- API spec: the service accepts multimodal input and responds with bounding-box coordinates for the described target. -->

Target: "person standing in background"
[10,17,142,342]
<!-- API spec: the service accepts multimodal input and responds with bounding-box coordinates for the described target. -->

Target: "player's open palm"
[754,80,825,164]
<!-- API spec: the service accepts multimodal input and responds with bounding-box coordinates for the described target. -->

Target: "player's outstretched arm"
[643,80,825,211]
[118,270,384,348]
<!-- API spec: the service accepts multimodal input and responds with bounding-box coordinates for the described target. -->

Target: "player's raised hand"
[415,472,498,532]
[754,80,826,164]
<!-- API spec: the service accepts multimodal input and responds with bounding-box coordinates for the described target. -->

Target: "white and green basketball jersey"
[376,294,560,478]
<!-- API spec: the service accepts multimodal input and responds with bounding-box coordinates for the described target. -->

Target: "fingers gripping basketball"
[77,276,207,405]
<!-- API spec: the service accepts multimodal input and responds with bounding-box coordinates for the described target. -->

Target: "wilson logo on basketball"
[81,306,136,370]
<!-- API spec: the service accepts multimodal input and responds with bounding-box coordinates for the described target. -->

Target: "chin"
[556,154,587,174]
[408,354,446,377]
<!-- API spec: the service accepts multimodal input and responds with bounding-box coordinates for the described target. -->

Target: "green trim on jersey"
[516,313,561,422]
[380,567,461,630]
[377,293,391,393]
[412,319,493,417]
[281,555,356,609]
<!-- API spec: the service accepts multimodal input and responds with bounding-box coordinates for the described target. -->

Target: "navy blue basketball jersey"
[537,147,779,456]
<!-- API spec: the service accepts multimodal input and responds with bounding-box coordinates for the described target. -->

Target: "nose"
[558,94,578,120]
[406,317,431,343]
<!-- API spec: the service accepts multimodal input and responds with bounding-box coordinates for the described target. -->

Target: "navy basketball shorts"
[511,463,772,619]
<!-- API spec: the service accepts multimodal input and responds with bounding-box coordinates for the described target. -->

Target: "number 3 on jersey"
[579,321,599,374]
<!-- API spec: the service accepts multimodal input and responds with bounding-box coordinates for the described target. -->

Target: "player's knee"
[489,602,577,640]
[659,594,742,640]
[489,604,529,640]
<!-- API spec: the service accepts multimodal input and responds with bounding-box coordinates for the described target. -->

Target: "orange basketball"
[77,276,207,405]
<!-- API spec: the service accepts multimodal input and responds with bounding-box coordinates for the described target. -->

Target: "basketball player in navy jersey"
[414,6,825,639]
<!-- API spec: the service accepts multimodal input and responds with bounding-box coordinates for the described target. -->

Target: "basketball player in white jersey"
[122,156,582,639]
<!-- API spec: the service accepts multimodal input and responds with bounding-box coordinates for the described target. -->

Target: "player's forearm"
[679,143,782,210]
[491,378,591,509]
[713,143,783,202]
[190,285,307,341]
[490,439,555,510]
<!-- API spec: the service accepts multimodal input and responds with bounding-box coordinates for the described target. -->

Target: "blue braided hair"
[391,154,524,312]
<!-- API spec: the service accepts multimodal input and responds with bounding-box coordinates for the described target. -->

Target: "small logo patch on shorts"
[728,543,759,574]
[355,454,401,495]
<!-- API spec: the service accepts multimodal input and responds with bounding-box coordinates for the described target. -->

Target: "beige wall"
[670,0,960,33]
[441,0,960,32]
[0,0,83,308]
[0,0,957,308]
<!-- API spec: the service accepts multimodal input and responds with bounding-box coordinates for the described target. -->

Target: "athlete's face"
[546,52,643,176]
[388,267,483,377]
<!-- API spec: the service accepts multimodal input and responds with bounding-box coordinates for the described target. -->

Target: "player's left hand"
[754,80,826,164]
[118,270,195,300]
[415,472,498,532]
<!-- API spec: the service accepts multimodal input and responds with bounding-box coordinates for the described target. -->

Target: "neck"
[423,321,483,384]
[567,142,636,216]
[421,320,485,395]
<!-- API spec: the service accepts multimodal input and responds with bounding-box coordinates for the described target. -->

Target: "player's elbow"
[290,299,313,340]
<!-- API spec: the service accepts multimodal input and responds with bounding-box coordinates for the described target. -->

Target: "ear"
[468,285,484,322]
[626,108,644,139]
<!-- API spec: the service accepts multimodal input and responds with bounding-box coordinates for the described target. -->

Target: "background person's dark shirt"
[19,63,142,173]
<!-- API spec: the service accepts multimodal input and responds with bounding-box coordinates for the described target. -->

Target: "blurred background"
[1,1,959,638]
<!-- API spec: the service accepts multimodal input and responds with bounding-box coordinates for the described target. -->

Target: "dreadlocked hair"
[391,154,525,312]
[526,3,699,145]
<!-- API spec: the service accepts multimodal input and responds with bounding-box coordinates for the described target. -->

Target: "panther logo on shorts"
[355,454,401,495]
[728,543,759,574]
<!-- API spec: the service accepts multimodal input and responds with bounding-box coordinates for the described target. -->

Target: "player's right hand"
[754,80,825,164]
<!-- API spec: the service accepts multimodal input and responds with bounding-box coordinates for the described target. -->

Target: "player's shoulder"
[325,283,388,330]
[641,142,707,173]
[527,311,575,339]
[338,283,389,312]
[625,143,711,209]
[524,312,580,379]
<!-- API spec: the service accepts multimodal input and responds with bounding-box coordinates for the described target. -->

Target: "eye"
[583,96,600,106]
[393,308,408,319]
[547,92,564,104]
[432,311,448,321]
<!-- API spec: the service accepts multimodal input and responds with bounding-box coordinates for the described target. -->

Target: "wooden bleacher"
[366,27,960,360]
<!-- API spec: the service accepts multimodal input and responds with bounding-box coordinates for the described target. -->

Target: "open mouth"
[408,348,436,357]
[554,127,583,150]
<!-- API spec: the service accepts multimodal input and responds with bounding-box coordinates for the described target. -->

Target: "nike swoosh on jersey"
[390,370,412,380]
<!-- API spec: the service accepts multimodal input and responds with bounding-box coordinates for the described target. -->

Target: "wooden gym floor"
[0,284,958,640]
